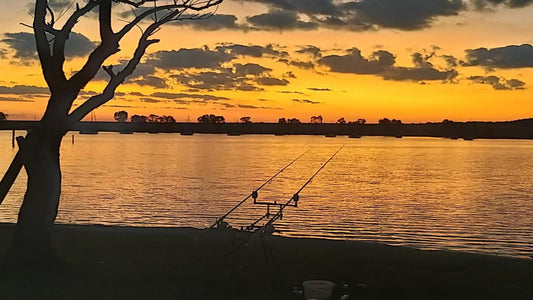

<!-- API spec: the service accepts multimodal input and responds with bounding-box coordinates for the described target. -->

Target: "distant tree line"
[197,114,225,124]
[115,111,176,123]
[110,111,411,125]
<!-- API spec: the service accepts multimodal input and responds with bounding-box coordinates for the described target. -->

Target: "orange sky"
[0,1,532,123]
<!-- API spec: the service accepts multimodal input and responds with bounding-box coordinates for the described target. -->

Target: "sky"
[0,0,532,123]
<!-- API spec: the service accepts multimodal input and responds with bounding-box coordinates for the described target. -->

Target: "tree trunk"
[9,128,64,264]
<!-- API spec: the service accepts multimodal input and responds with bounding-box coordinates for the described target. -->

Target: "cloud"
[256,77,290,86]
[296,46,322,58]
[318,48,395,74]
[472,0,533,10]
[382,66,458,81]
[289,60,315,69]
[0,85,49,95]
[234,63,272,76]
[319,48,458,82]
[242,0,340,16]
[342,0,464,30]
[129,76,169,89]
[292,98,321,104]
[279,90,304,95]
[1,32,96,62]
[216,43,288,58]
[172,69,244,90]
[247,10,319,30]
[308,87,331,91]
[151,92,229,101]
[242,0,464,31]
[140,98,164,103]
[148,47,235,69]
[177,14,246,31]
[0,96,35,102]
[467,75,526,90]
[462,44,533,69]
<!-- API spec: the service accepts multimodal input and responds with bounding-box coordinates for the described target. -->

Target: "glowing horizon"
[1,1,532,123]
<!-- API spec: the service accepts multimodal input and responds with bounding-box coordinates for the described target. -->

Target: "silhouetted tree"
[287,118,301,124]
[147,114,176,123]
[278,118,287,124]
[0,0,224,263]
[114,111,128,122]
[356,118,366,124]
[310,115,323,124]
[379,118,392,125]
[0,112,7,121]
[131,114,147,123]
[337,117,346,124]
[197,114,225,124]
[391,119,402,125]
[239,116,252,123]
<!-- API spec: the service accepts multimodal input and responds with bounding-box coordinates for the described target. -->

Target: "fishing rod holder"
[253,193,299,208]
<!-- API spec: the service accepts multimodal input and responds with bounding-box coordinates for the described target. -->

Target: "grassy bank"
[1,223,532,299]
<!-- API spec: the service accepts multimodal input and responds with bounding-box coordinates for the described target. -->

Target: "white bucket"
[302,280,335,300]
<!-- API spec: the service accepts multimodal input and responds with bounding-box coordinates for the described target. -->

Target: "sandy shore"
[1,223,532,299]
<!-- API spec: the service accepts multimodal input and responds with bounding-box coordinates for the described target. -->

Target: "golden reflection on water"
[0,132,532,258]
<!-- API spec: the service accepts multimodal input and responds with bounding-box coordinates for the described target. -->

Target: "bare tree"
[0,0,223,263]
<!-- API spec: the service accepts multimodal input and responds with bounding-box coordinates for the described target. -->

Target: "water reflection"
[0,132,532,258]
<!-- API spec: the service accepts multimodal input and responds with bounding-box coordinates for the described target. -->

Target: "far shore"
[1,223,532,299]
[1,118,532,139]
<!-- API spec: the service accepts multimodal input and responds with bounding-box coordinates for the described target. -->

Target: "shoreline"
[1,223,532,299]
[1,118,532,139]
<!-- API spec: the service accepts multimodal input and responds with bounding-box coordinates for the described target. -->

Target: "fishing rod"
[209,149,309,229]
[247,144,345,233]
[221,145,345,258]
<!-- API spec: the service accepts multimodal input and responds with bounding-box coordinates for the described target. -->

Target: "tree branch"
[34,0,62,92]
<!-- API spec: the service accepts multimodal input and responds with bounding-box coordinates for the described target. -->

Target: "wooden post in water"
[72,134,74,144]
[11,130,15,148]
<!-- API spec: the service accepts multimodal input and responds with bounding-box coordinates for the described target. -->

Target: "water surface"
[1,131,531,259]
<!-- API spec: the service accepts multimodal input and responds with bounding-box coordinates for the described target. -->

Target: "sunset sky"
[0,0,532,123]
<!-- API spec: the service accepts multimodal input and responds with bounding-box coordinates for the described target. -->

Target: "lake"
[0,131,532,259]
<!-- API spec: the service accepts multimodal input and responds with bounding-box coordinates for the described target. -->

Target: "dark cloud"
[442,55,458,67]
[256,77,290,86]
[279,90,304,95]
[319,48,457,82]
[1,32,96,62]
[247,10,319,30]
[147,47,235,69]
[382,66,457,81]
[467,75,526,90]
[296,46,322,58]
[216,43,289,58]
[234,63,272,76]
[342,0,464,30]
[130,76,169,89]
[177,14,247,31]
[242,0,340,16]
[0,85,49,95]
[292,98,321,104]
[318,48,395,74]
[308,87,331,91]
[128,92,147,96]
[0,96,35,102]
[462,44,533,69]
[289,60,315,69]
[472,0,533,10]
[243,0,465,31]
[172,69,243,90]
[140,98,164,103]
[151,92,229,101]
